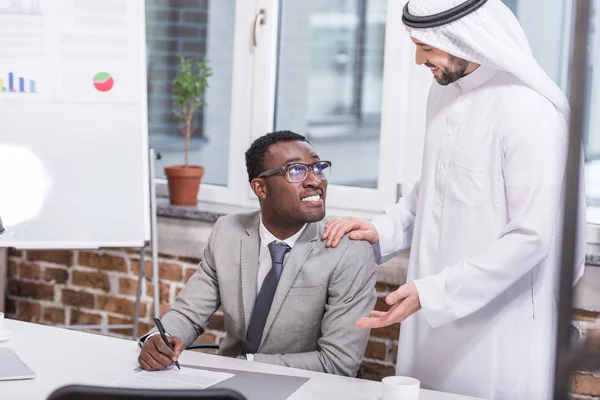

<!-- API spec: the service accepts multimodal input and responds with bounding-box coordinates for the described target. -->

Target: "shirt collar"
[259,217,307,249]
[456,65,498,92]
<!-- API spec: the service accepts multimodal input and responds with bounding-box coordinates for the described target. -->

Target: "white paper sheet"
[113,367,234,390]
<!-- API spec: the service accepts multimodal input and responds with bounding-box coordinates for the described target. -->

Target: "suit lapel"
[240,214,261,333]
[260,222,318,346]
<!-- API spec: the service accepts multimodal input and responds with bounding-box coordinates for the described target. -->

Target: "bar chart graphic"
[0,72,37,94]
[0,0,43,16]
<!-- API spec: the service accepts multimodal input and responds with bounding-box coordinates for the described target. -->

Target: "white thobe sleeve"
[414,103,569,328]
[370,182,420,264]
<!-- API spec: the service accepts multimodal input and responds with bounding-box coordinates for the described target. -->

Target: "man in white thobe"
[323,0,587,399]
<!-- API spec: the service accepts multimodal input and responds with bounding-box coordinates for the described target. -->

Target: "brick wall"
[4,247,599,396]
[4,248,225,345]
[572,309,600,399]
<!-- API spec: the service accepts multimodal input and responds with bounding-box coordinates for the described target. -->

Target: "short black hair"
[245,130,308,182]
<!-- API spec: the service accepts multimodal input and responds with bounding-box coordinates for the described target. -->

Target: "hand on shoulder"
[322,216,379,248]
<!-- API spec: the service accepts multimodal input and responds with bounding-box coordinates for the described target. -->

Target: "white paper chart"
[0,0,150,249]
[0,0,142,103]
[0,0,53,101]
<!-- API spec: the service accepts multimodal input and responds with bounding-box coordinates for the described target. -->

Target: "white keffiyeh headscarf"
[404,0,571,121]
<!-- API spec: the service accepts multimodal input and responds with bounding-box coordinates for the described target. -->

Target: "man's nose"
[415,48,426,65]
[303,169,322,188]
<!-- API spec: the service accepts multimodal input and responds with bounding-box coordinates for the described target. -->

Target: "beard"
[434,55,469,86]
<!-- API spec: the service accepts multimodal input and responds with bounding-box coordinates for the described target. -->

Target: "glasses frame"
[258,160,332,183]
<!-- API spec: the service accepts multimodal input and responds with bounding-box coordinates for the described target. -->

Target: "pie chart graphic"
[93,72,114,92]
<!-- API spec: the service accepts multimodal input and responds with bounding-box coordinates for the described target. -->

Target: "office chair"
[46,385,247,400]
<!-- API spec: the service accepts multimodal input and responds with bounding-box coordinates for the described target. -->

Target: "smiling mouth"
[425,63,439,73]
[301,194,322,203]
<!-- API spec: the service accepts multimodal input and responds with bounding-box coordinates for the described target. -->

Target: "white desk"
[1,319,483,400]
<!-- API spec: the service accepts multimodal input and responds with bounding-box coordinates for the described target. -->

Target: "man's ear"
[250,178,268,201]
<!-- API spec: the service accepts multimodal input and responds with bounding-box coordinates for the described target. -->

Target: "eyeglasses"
[259,160,332,183]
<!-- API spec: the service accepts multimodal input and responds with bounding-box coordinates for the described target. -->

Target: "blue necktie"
[243,241,290,354]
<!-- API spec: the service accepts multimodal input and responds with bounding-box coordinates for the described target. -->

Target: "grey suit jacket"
[155,211,377,377]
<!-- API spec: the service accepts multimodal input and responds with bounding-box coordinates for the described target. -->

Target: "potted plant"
[164,55,212,206]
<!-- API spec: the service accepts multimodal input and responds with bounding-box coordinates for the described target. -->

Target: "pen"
[153,317,181,370]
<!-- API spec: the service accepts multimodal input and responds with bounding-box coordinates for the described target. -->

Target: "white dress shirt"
[257,218,307,291]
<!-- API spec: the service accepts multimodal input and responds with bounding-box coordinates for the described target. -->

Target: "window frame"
[154,0,257,208]
[153,0,412,213]
[151,0,600,244]
[245,0,406,212]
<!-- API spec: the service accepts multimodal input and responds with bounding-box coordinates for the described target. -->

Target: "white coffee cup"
[382,376,420,400]
[0,312,4,333]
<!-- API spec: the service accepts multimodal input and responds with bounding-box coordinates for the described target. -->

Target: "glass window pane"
[146,0,235,186]
[502,0,518,15]
[274,0,387,189]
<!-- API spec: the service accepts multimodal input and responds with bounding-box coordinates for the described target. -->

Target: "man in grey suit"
[138,131,377,377]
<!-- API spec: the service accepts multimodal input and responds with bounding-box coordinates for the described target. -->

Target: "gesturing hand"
[356,281,422,329]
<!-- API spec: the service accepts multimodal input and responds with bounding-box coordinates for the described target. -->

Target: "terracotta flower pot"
[164,165,205,206]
